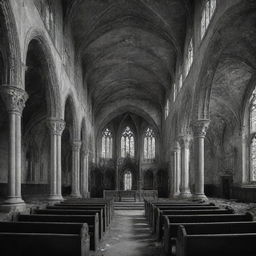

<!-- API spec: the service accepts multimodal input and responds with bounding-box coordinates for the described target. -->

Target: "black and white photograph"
[0,0,256,255]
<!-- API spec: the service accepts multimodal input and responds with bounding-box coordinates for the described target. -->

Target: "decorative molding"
[0,85,28,114]
[192,119,210,138]
[46,118,65,136]
[178,134,192,149]
[72,140,82,151]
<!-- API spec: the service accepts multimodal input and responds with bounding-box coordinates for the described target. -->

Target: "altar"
[103,190,158,202]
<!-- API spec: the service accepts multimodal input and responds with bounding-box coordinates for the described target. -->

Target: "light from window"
[201,0,216,39]
[121,126,135,158]
[144,128,156,160]
[179,74,183,90]
[173,83,177,102]
[165,98,170,119]
[249,90,256,181]
[124,171,132,190]
[185,39,193,76]
[102,128,112,159]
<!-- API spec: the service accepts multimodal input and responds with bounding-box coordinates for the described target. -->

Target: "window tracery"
[102,128,112,159]
[144,128,156,160]
[121,126,135,158]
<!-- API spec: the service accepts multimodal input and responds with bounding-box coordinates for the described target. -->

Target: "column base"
[47,194,64,202]
[82,192,90,198]
[192,193,208,201]
[179,191,192,199]
[70,193,82,198]
[0,197,26,213]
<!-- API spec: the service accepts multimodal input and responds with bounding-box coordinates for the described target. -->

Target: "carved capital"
[81,144,89,156]
[72,141,82,151]
[0,86,28,114]
[178,134,192,149]
[47,118,65,136]
[192,119,210,138]
[172,141,180,152]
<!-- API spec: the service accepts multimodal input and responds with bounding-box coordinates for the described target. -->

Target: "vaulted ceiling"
[67,0,191,120]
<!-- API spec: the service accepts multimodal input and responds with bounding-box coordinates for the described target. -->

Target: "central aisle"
[99,210,163,256]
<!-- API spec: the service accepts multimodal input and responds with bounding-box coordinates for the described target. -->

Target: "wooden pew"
[49,204,109,229]
[156,208,234,240]
[0,222,89,256]
[61,199,114,221]
[16,214,99,251]
[176,224,256,256]
[151,205,219,233]
[163,213,254,255]
[147,201,214,225]
[33,208,104,239]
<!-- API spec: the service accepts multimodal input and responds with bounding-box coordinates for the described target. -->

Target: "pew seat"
[177,225,256,256]
[16,214,99,251]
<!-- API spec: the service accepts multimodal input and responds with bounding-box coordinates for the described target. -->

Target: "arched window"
[124,171,132,190]
[121,126,135,158]
[249,92,256,181]
[144,128,156,160]
[173,83,177,102]
[178,73,183,90]
[102,128,112,159]
[185,39,193,76]
[201,0,216,39]
[165,98,170,119]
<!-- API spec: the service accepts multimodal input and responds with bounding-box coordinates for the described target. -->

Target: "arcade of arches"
[0,0,256,213]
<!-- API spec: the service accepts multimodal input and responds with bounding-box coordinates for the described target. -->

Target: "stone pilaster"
[46,118,65,202]
[178,133,192,198]
[80,146,90,198]
[71,140,82,198]
[171,141,181,198]
[0,86,28,211]
[192,119,210,200]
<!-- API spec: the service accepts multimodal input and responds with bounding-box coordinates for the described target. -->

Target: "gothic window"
[165,98,170,119]
[173,83,177,102]
[144,128,156,160]
[121,126,135,158]
[124,171,132,190]
[178,73,183,90]
[102,128,112,159]
[249,91,256,181]
[201,0,216,39]
[185,39,193,76]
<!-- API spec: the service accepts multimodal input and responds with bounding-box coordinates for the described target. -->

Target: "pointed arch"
[24,28,61,117]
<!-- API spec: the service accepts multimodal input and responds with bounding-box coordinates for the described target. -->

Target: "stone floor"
[98,210,164,256]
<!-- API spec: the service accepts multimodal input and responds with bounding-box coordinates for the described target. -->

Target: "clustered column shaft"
[71,140,82,198]
[0,86,28,207]
[46,118,65,201]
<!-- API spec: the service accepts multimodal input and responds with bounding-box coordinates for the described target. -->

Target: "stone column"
[192,119,210,200]
[178,134,192,198]
[0,86,28,211]
[171,141,181,198]
[46,118,65,201]
[81,147,90,198]
[71,141,82,198]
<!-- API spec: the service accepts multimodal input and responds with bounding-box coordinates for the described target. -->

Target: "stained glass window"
[179,74,183,90]
[201,0,216,40]
[250,91,256,181]
[124,171,132,190]
[144,128,156,160]
[185,39,193,76]
[102,128,112,159]
[121,126,135,158]
[173,83,177,102]
[165,98,170,119]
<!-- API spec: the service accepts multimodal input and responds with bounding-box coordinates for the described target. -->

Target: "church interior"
[0,0,256,255]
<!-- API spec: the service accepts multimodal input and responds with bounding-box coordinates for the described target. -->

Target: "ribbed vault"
[67,0,191,120]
